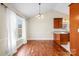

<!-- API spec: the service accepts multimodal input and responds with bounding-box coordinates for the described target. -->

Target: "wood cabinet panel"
[60,34,69,44]
[70,3,79,55]
[54,33,69,45]
[54,18,62,28]
[54,34,60,45]
[54,19,59,28]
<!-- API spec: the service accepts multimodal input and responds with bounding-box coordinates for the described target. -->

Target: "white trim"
[7,49,17,56]
[16,42,23,49]
[23,41,27,44]
[7,42,24,56]
[28,37,53,40]
[7,41,26,56]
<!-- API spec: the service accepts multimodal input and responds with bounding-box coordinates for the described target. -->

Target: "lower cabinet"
[60,34,69,44]
[54,34,60,45]
[54,33,69,45]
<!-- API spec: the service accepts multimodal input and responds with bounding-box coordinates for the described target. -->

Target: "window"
[16,16,23,39]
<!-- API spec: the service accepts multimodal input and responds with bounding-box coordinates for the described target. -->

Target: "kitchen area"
[53,18,70,53]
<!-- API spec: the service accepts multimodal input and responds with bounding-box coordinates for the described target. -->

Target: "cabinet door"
[54,34,60,44]
[60,34,69,44]
[58,18,62,28]
[54,18,62,28]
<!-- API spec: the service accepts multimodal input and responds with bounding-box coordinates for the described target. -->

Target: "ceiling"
[7,3,69,18]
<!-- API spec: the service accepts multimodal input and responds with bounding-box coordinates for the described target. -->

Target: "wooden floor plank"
[13,40,70,56]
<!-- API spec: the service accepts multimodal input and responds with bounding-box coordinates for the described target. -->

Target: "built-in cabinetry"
[69,3,79,55]
[60,34,69,44]
[54,18,62,28]
[54,33,69,45]
[53,18,69,45]
[54,34,60,44]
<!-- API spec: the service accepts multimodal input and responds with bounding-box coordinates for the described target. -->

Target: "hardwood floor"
[14,40,70,56]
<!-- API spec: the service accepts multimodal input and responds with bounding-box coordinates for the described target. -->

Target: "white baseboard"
[23,41,27,44]
[7,50,17,56]
[28,37,54,40]
[7,41,27,56]
[17,42,23,49]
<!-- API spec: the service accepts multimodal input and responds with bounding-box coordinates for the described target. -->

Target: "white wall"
[0,4,27,56]
[6,9,27,55]
[6,8,18,55]
[0,4,9,55]
[28,10,68,40]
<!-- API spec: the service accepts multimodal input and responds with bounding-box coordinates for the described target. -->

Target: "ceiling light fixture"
[36,3,44,19]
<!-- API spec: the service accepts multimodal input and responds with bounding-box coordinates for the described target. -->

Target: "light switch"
[78,28,79,32]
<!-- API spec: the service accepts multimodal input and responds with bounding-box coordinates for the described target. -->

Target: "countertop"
[53,29,69,34]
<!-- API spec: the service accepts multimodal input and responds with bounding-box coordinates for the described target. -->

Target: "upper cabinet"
[54,18,62,28]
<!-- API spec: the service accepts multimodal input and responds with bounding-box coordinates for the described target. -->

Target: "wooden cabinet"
[69,3,79,55]
[60,34,69,44]
[54,33,69,45]
[54,18,62,28]
[54,34,60,45]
